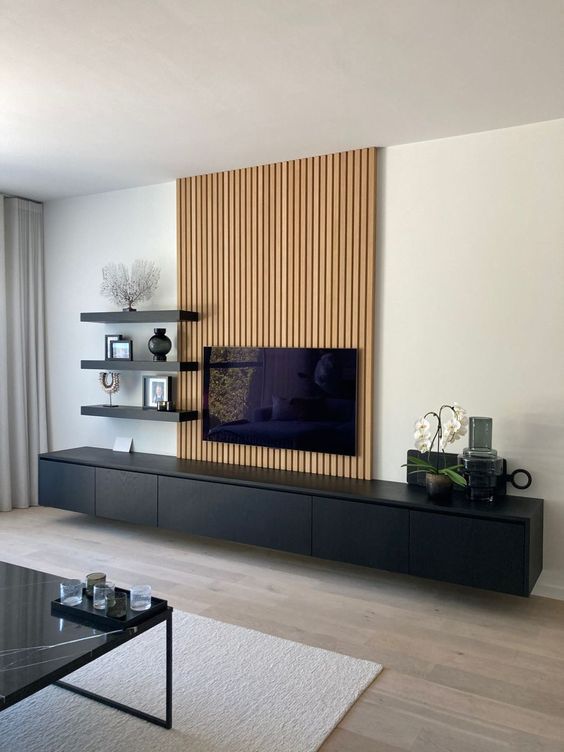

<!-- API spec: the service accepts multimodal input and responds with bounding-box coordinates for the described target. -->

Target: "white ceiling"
[1,0,563,201]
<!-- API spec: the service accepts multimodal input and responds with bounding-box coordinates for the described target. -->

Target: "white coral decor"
[100,259,161,311]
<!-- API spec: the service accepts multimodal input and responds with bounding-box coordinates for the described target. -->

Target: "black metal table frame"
[54,606,172,729]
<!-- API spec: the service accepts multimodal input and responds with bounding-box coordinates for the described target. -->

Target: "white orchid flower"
[453,403,467,421]
[414,418,431,433]
[416,438,432,453]
[411,403,471,464]
[442,417,466,447]
[414,428,431,442]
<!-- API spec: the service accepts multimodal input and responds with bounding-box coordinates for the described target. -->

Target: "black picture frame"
[143,376,172,408]
[109,339,133,361]
[105,334,122,360]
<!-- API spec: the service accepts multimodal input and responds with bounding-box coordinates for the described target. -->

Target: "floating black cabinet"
[312,496,409,572]
[95,468,157,526]
[158,476,312,555]
[39,460,95,515]
[38,448,544,597]
[410,511,526,595]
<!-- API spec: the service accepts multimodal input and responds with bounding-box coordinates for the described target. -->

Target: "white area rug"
[1,611,382,752]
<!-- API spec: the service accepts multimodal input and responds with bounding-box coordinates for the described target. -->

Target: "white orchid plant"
[402,403,469,487]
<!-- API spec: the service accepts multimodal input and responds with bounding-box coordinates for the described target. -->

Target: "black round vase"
[425,473,453,504]
[148,328,172,361]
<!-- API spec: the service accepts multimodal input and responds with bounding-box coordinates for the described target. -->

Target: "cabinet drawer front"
[39,460,95,514]
[312,497,409,572]
[471,517,525,595]
[410,511,526,595]
[409,512,473,586]
[95,468,157,526]
[158,477,311,555]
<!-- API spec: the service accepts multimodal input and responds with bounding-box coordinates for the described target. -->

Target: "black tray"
[51,587,168,631]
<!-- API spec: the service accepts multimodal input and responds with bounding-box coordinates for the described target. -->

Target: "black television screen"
[203,347,357,455]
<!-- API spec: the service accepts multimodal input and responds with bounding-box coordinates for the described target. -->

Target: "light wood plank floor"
[1,507,563,751]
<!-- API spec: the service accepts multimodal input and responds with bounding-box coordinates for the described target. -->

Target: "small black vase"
[425,473,453,504]
[148,328,172,361]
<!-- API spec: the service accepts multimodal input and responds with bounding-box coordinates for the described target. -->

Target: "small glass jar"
[130,585,152,611]
[60,580,83,606]
[93,582,115,610]
[85,572,106,598]
[107,591,128,619]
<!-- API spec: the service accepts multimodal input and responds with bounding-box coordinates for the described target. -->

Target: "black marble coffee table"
[0,562,172,728]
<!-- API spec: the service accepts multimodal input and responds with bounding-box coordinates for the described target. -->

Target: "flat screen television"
[203,347,357,455]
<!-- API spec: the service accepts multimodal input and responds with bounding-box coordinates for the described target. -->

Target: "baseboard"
[532,571,564,601]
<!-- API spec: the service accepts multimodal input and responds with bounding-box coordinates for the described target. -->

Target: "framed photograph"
[105,334,122,360]
[109,339,133,361]
[143,376,172,408]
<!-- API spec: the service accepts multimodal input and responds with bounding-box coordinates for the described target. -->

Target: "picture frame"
[105,334,122,360]
[143,376,172,408]
[109,339,133,361]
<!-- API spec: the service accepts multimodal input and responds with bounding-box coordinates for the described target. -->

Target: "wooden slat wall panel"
[177,148,376,479]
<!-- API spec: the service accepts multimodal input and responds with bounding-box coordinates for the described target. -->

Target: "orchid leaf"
[404,456,436,468]
[441,468,467,486]
[402,463,435,473]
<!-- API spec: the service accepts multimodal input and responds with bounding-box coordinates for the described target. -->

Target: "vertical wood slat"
[177,148,376,479]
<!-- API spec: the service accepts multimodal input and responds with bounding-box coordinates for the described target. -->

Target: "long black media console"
[38,447,543,596]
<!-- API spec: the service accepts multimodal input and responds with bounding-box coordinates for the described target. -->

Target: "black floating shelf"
[81,406,198,422]
[81,360,198,372]
[80,310,198,323]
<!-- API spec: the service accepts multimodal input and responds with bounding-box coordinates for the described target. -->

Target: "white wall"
[44,182,178,455]
[375,119,564,598]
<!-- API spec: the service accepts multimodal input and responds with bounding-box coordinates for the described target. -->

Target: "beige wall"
[375,119,564,598]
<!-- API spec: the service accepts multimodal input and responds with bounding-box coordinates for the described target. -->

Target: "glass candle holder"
[104,581,116,606]
[93,582,115,610]
[130,585,152,611]
[60,580,83,606]
[107,591,127,619]
[85,572,106,598]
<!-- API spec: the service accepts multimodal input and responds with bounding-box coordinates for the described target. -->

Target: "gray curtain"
[0,196,48,510]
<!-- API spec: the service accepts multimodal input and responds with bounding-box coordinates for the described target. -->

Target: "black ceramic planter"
[425,473,453,503]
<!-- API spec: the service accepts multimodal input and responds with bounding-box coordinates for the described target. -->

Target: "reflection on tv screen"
[203,347,357,456]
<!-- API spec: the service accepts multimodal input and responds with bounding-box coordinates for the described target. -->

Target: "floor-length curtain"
[0,196,48,510]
